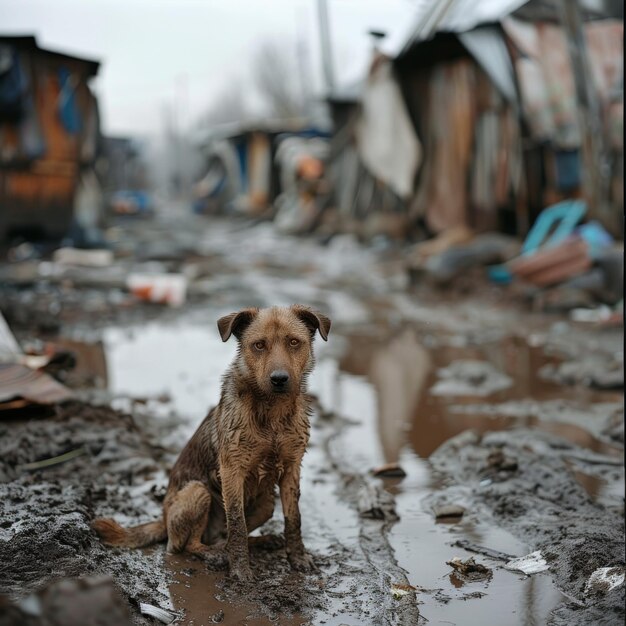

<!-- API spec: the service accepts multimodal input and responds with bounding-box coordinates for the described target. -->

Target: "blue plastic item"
[520,199,587,255]
[576,220,613,259]
[58,67,82,134]
[487,200,588,284]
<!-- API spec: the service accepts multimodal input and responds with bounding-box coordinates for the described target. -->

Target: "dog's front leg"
[221,465,252,582]
[280,462,317,573]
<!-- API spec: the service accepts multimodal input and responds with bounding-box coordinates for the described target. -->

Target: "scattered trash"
[584,567,625,595]
[432,503,466,521]
[390,583,417,600]
[127,273,187,307]
[372,462,407,478]
[446,557,492,582]
[570,304,622,325]
[19,447,87,472]
[504,550,549,575]
[139,603,177,624]
[53,248,114,267]
[410,232,520,285]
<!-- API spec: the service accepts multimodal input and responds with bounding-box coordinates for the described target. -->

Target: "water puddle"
[166,555,304,626]
[96,315,622,625]
[323,325,623,625]
[389,450,565,625]
[336,327,622,459]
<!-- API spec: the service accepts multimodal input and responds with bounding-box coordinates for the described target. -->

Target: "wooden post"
[558,0,614,232]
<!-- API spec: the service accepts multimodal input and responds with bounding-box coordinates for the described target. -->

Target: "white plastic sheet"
[355,59,421,199]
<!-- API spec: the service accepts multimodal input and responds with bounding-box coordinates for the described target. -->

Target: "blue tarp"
[58,67,81,134]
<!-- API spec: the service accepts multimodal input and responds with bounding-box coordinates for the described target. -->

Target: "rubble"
[431,360,513,397]
[446,558,493,583]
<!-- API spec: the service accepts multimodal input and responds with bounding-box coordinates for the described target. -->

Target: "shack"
[326,0,623,240]
[0,35,101,242]
[194,120,329,217]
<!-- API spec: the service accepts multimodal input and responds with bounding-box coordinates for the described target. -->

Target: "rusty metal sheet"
[0,363,73,406]
[509,237,592,286]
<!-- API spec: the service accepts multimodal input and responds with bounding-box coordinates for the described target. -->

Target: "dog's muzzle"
[270,370,290,392]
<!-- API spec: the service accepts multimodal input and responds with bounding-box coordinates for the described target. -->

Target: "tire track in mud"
[311,409,423,626]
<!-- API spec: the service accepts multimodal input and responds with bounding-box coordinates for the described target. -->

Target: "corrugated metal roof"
[399,0,529,54]
[0,34,100,75]
[398,0,617,57]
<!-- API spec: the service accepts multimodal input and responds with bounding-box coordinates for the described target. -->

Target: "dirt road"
[0,215,623,625]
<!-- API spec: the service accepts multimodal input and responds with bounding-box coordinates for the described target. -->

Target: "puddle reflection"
[335,327,621,459]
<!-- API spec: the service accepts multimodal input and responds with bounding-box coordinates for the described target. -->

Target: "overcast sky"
[0,0,421,137]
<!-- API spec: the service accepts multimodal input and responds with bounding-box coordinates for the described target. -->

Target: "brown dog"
[92,305,330,581]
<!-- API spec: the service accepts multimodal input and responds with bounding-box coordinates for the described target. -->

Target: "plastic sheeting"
[459,25,518,106]
[355,58,422,200]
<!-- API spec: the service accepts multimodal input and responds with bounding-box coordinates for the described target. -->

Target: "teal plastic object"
[520,199,587,255]
[576,220,613,259]
[487,199,588,284]
[487,264,513,284]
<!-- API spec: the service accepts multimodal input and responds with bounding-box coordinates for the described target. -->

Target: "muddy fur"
[93,305,331,582]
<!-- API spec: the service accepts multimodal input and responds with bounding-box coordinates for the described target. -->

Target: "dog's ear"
[292,305,331,341]
[217,308,258,342]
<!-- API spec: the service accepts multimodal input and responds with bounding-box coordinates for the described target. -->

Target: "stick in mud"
[452,539,516,562]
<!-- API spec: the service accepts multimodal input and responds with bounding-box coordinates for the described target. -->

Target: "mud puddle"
[166,555,303,626]
[95,314,622,625]
[317,343,563,624]
[386,450,565,625]
[322,324,623,624]
[337,327,622,458]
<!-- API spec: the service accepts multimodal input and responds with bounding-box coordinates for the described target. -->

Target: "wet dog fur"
[92,305,330,581]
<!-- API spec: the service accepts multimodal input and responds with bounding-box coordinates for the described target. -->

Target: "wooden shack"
[0,35,100,241]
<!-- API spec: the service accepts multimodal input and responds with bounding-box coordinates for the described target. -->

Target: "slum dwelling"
[0,35,101,242]
[326,0,623,242]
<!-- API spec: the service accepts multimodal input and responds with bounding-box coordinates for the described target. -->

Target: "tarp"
[355,58,422,200]
[459,25,518,106]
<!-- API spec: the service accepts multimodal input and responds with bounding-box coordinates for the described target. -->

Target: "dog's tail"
[92,517,167,549]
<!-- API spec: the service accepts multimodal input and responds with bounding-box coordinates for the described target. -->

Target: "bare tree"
[253,41,306,119]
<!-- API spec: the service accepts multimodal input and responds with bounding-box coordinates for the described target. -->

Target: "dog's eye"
[254,341,265,351]
[289,338,300,347]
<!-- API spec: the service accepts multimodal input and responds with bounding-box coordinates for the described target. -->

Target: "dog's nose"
[270,370,290,387]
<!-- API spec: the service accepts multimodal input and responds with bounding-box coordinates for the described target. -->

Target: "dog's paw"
[203,548,229,570]
[230,564,254,583]
[288,552,318,574]
[249,533,285,551]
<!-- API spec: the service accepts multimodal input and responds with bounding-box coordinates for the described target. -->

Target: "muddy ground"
[0,213,624,625]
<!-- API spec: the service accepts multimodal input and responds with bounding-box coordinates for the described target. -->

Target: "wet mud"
[0,216,623,625]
